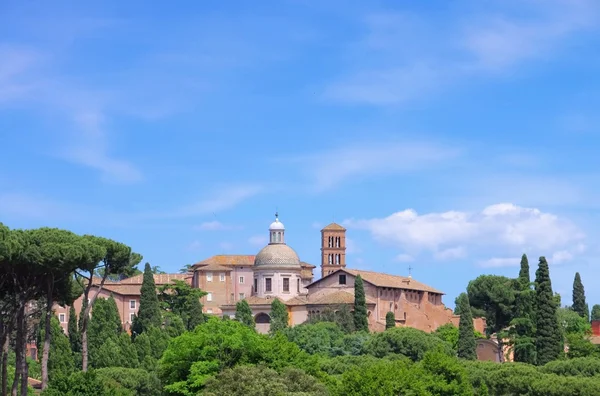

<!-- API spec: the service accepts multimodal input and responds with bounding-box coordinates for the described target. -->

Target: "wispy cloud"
[323,0,600,106]
[194,221,242,231]
[346,203,586,265]
[159,184,263,218]
[285,140,460,191]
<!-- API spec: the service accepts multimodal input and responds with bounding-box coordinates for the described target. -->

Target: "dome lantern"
[269,212,285,244]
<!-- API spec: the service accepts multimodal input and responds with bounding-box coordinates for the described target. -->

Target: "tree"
[68,305,81,353]
[88,297,123,368]
[456,293,476,360]
[269,299,288,334]
[535,256,563,365]
[353,275,369,332]
[518,253,530,283]
[43,316,74,381]
[591,305,600,321]
[131,263,162,338]
[235,300,255,328]
[510,253,536,364]
[335,304,355,333]
[572,272,589,321]
[76,236,140,371]
[385,312,395,330]
[467,275,516,362]
[158,280,206,331]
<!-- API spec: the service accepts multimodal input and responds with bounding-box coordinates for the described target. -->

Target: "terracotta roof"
[322,223,346,231]
[300,261,316,269]
[118,273,188,285]
[102,284,143,296]
[193,254,316,269]
[193,255,255,267]
[194,263,233,272]
[346,269,444,294]
[309,290,376,305]
[222,295,308,308]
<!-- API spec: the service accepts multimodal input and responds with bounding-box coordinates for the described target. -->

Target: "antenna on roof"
[408,264,413,278]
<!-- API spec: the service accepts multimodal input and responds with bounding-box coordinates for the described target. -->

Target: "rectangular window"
[206,272,213,282]
[130,300,136,309]
[231,293,235,302]
[239,293,245,300]
[207,292,213,302]
[129,313,135,322]
[59,314,66,323]
[219,273,225,282]
[239,276,245,284]
[339,274,346,285]
[254,278,258,293]
[265,278,272,292]
[207,309,213,314]
[283,278,290,292]
[297,278,300,293]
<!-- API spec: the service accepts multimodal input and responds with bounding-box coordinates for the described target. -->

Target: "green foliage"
[542,357,600,376]
[159,280,206,331]
[558,307,591,336]
[235,300,255,328]
[457,293,477,360]
[95,367,162,396]
[44,316,75,380]
[334,304,355,333]
[353,275,368,332]
[591,304,600,321]
[572,272,589,321]
[269,299,289,335]
[365,327,453,361]
[385,312,395,330]
[67,305,81,353]
[535,257,564,365]
[284,322,348,356]
[88,297,123,368]
[43,370,132,396]
[510,254,537,364]
[467,275,516,337]
[158,318,304,395]
[132,263,162,338]
[203,365,328,396]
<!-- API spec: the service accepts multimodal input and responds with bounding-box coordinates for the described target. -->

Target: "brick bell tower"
[320,223,347,278]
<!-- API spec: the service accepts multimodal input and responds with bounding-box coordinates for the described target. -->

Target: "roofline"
[306,268,445,294]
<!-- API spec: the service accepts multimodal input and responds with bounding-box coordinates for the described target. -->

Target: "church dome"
[254,244,301,268]
[269,218,285,231]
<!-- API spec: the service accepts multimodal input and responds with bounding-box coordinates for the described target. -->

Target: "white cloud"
[186,240,202,251]
[166,184,262,218]
[478,257,521,268]
[323,1,600,106]
[287,140,460,191]
[248,235,268,247]
[194,221,241,231]
[395,254,415,263]
[345,203,586,263]
[434,246,467,260]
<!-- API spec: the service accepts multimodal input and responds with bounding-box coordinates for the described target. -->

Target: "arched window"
[255,313,270,324]
[328,254,332,264]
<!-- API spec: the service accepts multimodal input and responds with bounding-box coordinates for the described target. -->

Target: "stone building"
[215,214,480,334]
[53,273,190,333]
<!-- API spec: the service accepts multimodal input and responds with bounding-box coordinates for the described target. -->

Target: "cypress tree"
[572,272,589,321]
[457,292,477,360]
[68,305,81,353]
[511,253,537,364]
[187,295,205,331]
[353,275,369,332]
[534,257,563,365]
[591,305,600,321]
[269,299,289,334]
[235,300,255,328]
[385,311,395,330]
[518,254,530,284]
[132,263,162,337]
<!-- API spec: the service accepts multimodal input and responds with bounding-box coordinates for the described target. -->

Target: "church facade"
[192,214,484,334]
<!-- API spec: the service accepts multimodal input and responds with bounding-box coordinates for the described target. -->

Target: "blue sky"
[1,0,600,309]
